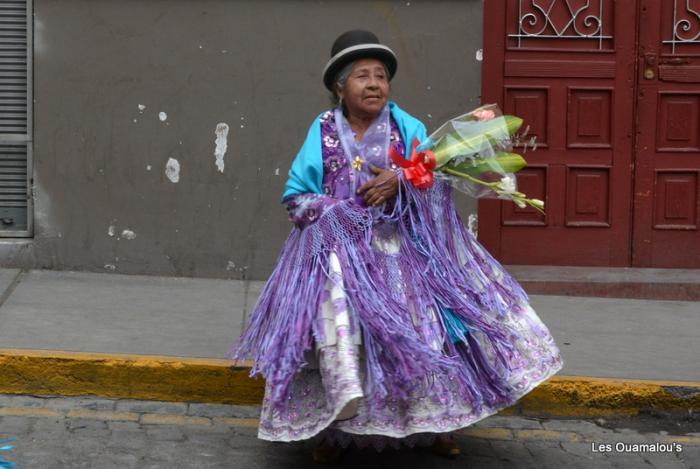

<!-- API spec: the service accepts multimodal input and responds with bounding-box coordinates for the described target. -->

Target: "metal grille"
[664,0,700,54]
[0,142,27,230]
[0,0,30,236]
[509,0,613,50]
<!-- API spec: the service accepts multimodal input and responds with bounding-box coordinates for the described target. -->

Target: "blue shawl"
[281,101,428,201]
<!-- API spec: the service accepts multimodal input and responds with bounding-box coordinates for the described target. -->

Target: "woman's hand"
[357,163,399,207]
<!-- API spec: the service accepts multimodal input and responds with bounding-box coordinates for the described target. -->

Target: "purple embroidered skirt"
[229,109,564,451]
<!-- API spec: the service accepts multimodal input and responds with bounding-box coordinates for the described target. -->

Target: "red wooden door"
[633,1,700,267]
[481,1,637,266]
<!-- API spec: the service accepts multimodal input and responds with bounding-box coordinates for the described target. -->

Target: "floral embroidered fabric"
[247,107,564,449]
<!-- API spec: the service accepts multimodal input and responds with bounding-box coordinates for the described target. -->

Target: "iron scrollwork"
[510,0,611,49]
[664,0,700,54]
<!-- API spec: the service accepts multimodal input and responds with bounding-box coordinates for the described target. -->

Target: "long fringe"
[229,177,534,412]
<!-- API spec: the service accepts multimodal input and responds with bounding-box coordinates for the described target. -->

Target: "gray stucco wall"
[0,0,483,280]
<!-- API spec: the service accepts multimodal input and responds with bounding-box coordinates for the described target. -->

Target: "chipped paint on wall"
[25,0,483,280]
[158,111,168,122]
[165,157,180,183]
[121,229,136,240]
[214,123,229,173]
[34,18,46,54]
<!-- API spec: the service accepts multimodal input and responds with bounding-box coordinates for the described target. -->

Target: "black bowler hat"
[322,30,398,91]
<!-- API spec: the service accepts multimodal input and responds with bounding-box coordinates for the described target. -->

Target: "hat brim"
[322,44,397,91]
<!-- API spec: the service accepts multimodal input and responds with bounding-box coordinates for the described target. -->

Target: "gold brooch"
[352,155,364,171]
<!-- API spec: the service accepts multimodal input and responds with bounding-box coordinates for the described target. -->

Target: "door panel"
[634,0,700,267]
[481,1,635,266]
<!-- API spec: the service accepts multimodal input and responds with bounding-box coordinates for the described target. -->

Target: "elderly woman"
[230,30,563,462]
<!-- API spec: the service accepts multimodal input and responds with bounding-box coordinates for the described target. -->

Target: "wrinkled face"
[337,58,390,119]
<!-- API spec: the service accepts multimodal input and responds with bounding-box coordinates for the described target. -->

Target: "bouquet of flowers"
[390,104,544,214]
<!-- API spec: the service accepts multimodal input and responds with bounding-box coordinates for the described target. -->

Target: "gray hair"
[329,60,390,106]
[329,61,355,106]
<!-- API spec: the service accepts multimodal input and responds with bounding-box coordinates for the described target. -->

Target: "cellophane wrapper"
[422,104,521,199]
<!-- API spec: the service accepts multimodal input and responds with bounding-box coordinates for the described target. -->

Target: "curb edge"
[1,349,697,418]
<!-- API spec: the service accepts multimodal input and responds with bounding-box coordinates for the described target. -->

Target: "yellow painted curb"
[517,376,700,418]
[0,349,698,418]
[66,409,140,421]
[0,349,263,405]
[141,414,211,426]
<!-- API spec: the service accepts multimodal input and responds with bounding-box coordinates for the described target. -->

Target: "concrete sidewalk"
[0,268,697,415]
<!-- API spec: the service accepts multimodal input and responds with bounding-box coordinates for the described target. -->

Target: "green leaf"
[443,152,527,178]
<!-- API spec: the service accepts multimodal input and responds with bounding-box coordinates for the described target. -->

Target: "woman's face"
[337,58,390,119]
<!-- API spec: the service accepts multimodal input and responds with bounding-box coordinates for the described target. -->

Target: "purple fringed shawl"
[228,107,535,414]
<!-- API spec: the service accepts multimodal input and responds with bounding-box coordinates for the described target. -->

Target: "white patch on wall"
[165,157,181,183]
[121,229,136,240]
[159,111,168,122]
[146,165,152,171]
[475,49,483,62]
[34,19,46,54]
[226,260,236,271]
[32,181,63,238]
[467,213,479,237]
[138,104,146,112]
[214,123,229,173]
[104,264,117,271]
[274,168,280,176]
[107,225,116,237]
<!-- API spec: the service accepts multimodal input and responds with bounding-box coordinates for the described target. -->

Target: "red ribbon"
[389,138,437,189]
